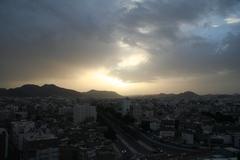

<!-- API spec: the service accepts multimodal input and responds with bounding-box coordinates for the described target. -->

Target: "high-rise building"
[0,128,8,160]
[73,104,97,123]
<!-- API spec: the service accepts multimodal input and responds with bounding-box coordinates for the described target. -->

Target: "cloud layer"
[0,0,240,94]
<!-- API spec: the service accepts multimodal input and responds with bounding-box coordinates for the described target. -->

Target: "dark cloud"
[110,0,240,83]
[0,0,240,93]
[0,0,121,85]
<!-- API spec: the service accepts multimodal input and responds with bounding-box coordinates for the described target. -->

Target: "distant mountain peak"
[41,84,58,88]
[87,89,115,93]
[88,89,97,92]
[179,91,198,96]
[41,84,63,90]
[86,89,122,99]
[20,84,39,88]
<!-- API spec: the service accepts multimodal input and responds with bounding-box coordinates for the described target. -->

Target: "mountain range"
[133,91,200,99]
[1,84,235,99]
[0,84,123,99]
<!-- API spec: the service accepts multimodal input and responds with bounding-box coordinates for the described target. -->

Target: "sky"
[0,0,240,95]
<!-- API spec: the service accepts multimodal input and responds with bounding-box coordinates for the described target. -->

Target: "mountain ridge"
[0,84,123,99]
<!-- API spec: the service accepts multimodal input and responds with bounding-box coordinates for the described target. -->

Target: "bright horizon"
[2,83,239,96]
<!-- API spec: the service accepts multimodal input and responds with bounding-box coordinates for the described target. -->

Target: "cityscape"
[1,0,240,160]
[0,85,240,160]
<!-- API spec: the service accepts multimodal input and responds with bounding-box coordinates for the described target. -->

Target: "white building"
[73,104,97,123]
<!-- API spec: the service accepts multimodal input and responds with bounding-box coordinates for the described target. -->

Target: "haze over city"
[1,0,240,95]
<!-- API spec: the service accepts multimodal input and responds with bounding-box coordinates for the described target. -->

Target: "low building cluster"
[0,97,118,160]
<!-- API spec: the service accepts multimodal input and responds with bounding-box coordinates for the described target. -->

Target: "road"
[99,111,210,160]
[99,113,162,160]
[99,113,153,155]
[103,112,207,153]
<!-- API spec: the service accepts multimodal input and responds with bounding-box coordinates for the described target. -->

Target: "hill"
[0,84,123,99]
[86,90,123,99]
[133,91,199,99]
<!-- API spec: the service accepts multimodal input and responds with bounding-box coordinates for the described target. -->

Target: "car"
[159,149,164,153]
[121,149,127,153]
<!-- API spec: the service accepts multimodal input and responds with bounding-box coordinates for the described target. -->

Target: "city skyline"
[1,0,240,95]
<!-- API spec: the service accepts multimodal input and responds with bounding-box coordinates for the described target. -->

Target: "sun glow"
[76,68,128,89]
[94,69,128,87]
[74,41,151,93]
[117,54,149,68]
[117,40,150,69]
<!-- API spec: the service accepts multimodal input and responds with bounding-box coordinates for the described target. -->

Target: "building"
[120,99,130,116]
[141,120,150,131]
[233,133,240,149]
[143,110,154,118]
[160,119,176,129]
[22,128,59,160]
[202,124,213,134]
[73,104,97,123]
[0,110,12,121]
[11,121,35,151]
[130,103,142,120]
[150,121,160,131]
[11,121,59,160]
[182,130,194,145]
[159,128,175,138]
[159,119,176,138]
[15,111,28,120]
[0,128,8,160]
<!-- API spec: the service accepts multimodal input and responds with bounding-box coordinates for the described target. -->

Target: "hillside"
[0,84,123,99]
[86,90,123,99]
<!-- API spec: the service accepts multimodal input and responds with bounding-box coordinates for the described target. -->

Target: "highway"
[99,114,157,160]
[99,111,208,159]
[114,135,134,160]
[99,113,153,155]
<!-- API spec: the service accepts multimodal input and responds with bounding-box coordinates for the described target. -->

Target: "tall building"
[0,128,8,160]
[73,104,97,123]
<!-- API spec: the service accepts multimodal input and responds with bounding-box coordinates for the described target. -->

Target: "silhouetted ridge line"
[0,84,123,98]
